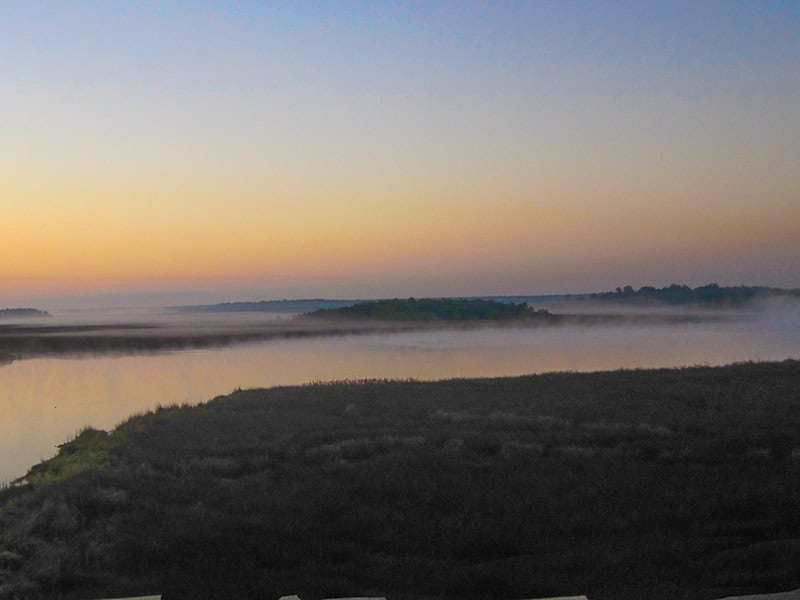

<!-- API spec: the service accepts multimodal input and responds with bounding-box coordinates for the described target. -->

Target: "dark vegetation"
[590,284,800,307]
[2,361,800,599]
[309,298,553,321]
[0,308,50,319]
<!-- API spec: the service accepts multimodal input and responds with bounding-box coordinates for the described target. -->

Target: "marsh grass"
[23,428,114,486]
[1,361,800,599]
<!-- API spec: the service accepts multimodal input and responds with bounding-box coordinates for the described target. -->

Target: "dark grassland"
[2,361,800,600]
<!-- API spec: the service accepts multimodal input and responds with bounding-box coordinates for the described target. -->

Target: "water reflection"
[1,319,798,481]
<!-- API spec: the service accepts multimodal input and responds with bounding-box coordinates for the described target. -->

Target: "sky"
[1,1,799,306]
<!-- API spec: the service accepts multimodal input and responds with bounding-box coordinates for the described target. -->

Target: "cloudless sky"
[1,1,798,305]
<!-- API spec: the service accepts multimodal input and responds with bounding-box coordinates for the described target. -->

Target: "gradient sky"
[2,1,798,305]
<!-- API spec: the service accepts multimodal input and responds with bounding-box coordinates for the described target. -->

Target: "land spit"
[0,311,737,363]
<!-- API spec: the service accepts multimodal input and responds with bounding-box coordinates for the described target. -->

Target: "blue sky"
[1,1,798,303]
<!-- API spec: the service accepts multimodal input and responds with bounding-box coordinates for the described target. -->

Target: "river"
[2,312,799,481]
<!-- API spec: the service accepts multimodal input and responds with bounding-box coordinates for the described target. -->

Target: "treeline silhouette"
[0,308,50,318]
[590,283,800,306]
[2,362,800,599]
[309,298,552,321]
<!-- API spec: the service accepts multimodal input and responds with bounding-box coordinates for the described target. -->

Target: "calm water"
[2,316,799,481]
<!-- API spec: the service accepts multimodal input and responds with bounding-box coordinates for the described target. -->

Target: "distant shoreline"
[167,285,800,314]
[169,295,584,314]
[170,298,363,313]
[0,308,50,319]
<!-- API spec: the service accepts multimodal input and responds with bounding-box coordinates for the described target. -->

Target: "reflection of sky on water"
[2,318,799,481]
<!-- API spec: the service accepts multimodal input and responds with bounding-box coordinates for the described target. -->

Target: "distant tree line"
[0,308,50,318]
[308,298,552,322]
[590,283,800,306]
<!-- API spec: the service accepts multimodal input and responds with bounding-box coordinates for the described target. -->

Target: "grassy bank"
[1,361,800,599]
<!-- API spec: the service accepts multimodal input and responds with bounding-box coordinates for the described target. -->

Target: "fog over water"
[1,303,799,482]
